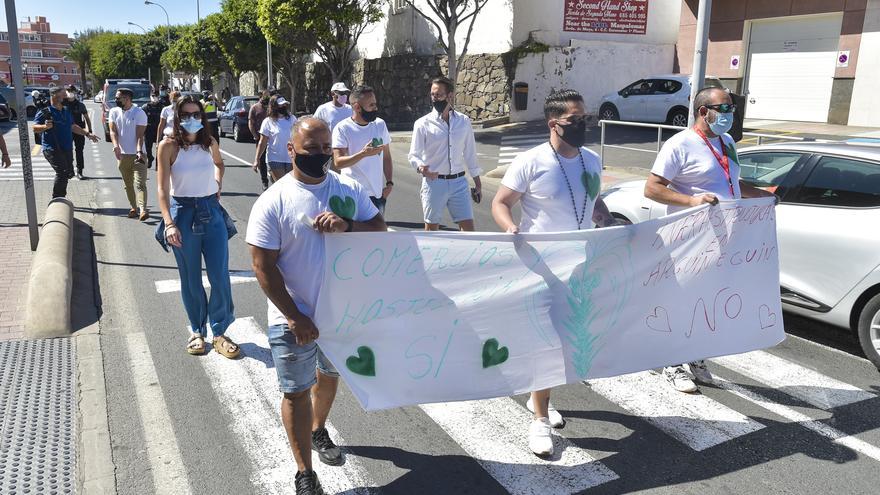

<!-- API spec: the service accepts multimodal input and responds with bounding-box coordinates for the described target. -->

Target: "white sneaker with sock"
[526,397,565,428]
[664,365,698,393]
[689,360,713,383]
[528,417,554,457]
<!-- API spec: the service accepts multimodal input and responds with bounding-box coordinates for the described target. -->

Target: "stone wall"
[297,53,515,125]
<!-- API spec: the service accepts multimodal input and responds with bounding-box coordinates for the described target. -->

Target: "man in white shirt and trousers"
[313,82,353,133]
[409,76,482,231]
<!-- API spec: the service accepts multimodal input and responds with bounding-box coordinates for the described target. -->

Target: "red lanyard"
[694,128,734,195]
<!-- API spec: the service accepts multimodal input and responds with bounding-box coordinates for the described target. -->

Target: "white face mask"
[336,93,348,105]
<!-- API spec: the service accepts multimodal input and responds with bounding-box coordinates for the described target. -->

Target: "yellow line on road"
[31,144,41,155]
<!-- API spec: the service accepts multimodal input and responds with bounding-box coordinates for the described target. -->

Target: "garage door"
[745,15,842,122]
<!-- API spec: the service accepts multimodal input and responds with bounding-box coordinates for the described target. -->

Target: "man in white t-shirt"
[332,85,393,216]
[247,117,386,495]
[313,82,353,133]
[108,87,149,220]
[157,90,180,140]
[492,89,617,457]
[645,86,777,394]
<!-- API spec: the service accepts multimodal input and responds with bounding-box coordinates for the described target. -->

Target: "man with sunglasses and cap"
[313,82,353,133]
[645,86,777,394]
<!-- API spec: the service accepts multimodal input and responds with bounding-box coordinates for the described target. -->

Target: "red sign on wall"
[563,0,649,35]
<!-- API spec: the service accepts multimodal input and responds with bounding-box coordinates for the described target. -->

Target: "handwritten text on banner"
[314,198,785,410]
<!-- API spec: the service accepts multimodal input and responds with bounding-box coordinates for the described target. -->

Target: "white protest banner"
[314,197,785,410]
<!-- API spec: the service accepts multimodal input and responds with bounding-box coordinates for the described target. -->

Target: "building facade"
[0,16,80,89]
[676,0,880,127]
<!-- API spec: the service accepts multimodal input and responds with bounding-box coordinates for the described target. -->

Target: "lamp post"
[196,0,202,91]
[144,0,172,86]
[127,22,151,85]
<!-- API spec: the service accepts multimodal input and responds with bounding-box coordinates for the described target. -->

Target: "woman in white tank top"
[156,95,239,359]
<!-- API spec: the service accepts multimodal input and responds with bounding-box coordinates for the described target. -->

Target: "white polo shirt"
[109,105,148,154]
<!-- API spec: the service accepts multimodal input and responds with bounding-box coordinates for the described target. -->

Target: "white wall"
[512,0,681,48]
[509,42,675,122]
[849,0,880,127]
[356,0,515,59]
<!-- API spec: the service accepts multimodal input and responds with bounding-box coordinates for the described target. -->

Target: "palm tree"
[64,37,91,92]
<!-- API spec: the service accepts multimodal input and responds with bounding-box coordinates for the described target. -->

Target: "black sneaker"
[294,470,324,495]
[76,172,85,180]
[311,427,343,466]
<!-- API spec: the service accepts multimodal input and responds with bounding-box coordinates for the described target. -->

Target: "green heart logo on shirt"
[345,346,376,377]
[481,338,509,368]
[329,195,356,219]
[581,171,601,200]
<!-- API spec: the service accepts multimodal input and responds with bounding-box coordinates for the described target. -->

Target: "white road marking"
[500,135,545,144]
[587,371,765,451]
[715,376,880,463]
[421,398,619,494]
[154,270,257,293]
[126,332,193,495]
[714,350,876,410]
[220,149,252,166]
[204,318,377,494]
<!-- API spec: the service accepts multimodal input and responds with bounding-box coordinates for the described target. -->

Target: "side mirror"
[620,90,629,98]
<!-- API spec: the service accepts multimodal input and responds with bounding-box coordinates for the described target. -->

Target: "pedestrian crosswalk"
[497,133,546,166]
[0,154,57,181]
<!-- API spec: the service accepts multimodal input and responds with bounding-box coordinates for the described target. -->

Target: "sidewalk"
[744,118,880,139]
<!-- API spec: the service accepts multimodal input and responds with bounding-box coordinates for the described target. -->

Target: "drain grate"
[0,338,76,495]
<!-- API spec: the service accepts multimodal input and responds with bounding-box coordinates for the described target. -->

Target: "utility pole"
[127,22,151,84]
[5,0,39,250]
[196,0,202,91]
[687,0,712,127]
[266,40,273,90]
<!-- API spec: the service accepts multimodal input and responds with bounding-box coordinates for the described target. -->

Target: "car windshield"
[739,152,804,189]
[106,85,152,108]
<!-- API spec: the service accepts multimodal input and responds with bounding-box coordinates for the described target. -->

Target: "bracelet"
[164,224,177,233]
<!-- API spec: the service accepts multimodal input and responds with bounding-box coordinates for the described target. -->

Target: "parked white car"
[598,74,726,127]
[601,141,880,369]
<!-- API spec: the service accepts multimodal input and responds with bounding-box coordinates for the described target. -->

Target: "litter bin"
[513,82,528,111]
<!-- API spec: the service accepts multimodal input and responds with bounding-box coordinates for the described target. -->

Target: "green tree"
[89,32,146,83]
[258,0,384,82]
[405,0,489,81]
[208,0,268,88]
[63,37,92,92]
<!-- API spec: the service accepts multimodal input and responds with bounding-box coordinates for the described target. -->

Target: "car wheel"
[8,109,16,121]
[219,122,226,138]
[233,123,246,143]
[600,104,619,121]
[857,293,880,370]
[668,108,689,127]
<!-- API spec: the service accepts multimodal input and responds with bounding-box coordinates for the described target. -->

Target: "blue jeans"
[268,323,339,394]
[170,195,235,337]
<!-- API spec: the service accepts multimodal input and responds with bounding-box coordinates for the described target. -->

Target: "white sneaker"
[528,418,554,457]
[689,360,713,383]
[526,397,565,428]
[664,365,698,393]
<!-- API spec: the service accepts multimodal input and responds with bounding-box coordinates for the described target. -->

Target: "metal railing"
[598,119,830,168]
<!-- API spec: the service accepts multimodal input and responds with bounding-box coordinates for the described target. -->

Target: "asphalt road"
[18,103,880,494]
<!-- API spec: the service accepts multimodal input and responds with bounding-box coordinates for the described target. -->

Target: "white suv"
[598,74,726,127]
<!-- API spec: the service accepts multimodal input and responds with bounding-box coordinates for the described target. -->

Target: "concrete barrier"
[25,198,74,338]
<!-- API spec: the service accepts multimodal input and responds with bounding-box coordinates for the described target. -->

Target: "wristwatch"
[386,180,394,186]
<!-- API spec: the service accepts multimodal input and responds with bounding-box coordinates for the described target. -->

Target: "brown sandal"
[212,335,240,359]
[186,334,206,355]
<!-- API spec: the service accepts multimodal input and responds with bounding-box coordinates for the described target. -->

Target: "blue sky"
[2,0,223,36]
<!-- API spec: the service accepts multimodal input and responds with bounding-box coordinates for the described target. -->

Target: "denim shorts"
[268,161,293,174]
[268,323,339,394]
[420,175,473,224]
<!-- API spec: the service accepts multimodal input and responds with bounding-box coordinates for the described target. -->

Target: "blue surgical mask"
[707,110,734,136]
[180,117,203,134]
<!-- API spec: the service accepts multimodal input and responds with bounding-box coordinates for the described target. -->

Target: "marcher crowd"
[31,73,775,495]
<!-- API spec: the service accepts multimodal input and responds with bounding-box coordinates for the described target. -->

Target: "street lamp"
[127,22,151,84]
[144,0,172,86]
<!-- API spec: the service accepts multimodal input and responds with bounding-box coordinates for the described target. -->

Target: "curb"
[25,197,74,338]
[76,325,117,495]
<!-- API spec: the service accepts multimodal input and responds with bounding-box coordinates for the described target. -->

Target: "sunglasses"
[704,103,737,113]
[557,115,589,125]
[179,111,203,120]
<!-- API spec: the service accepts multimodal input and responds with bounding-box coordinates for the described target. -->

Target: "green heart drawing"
[329,195,356,219]
[481,338,509,369]
[346,346,376,376]
[581,171,601,200]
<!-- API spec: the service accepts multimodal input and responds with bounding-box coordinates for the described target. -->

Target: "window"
[71,67,78,74]
[20,33,41,42]
[0,33,8,41]
[795,156,880,207]
[391,0,408,14]
[655,79,683,95]
[739,152,804,190]
[22,49,43,58]
[25,65,41,73]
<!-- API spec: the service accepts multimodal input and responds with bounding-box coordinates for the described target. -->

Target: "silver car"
[601,142,880,368]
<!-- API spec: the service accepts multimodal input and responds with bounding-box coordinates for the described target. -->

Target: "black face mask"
[360,109,379,122]
[115,98,124,108]
[557,119,587,148]
[432,100,448,114]
[294,152,332,178]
